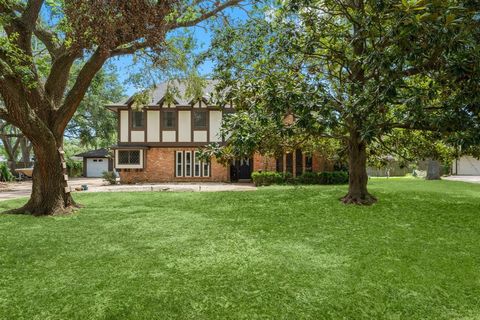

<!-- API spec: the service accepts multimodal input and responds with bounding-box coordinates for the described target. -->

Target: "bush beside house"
[102,171,118,185]
[252,171,349,186]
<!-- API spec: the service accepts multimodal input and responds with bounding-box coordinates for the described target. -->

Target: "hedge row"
[251,171,349,186]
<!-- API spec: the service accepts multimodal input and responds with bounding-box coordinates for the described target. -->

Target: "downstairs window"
[176,150,210,177]
[116,150,143,169]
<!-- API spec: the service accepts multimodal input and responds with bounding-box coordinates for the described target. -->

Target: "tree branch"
[55,48,110,136]
[21,0,44,31]
[34,25,61,57]
[169,0,242,29]
[110,42,149,57]
[45,52,79,106]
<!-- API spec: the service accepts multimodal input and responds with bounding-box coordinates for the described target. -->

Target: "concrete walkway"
[0,178,256,201]
[443,175,480,184]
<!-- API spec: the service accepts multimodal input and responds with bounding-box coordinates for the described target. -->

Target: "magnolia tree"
[206,0,480,204]
[0,0,243,215]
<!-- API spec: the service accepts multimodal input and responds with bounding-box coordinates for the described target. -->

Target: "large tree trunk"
[6,136,77,216]
[341,134,377,205]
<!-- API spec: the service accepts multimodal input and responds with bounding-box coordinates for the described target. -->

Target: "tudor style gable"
[106,80,233,147]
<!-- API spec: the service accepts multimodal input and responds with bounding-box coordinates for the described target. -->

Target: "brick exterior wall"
[118,147,229,184]
[253,152,333,175]
[118,149,334,184]
[252,153,277,172]
[312,152,334,172]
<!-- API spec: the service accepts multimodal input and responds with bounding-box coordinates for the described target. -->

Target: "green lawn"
[0,179,479,320]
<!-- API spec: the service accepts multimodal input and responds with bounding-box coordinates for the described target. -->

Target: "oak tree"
[0,0,242,215]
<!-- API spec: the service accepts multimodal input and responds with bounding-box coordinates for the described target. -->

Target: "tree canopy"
[205,0,480,203]
[0,0,244,215]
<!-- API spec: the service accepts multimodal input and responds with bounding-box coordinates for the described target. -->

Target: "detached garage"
[452,156,480,176]
[75,148,114,177]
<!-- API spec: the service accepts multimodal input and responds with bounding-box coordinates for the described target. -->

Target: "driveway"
[0,178,256,201]
[443,175,480,184]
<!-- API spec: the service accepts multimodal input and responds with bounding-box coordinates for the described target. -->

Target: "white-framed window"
[175,151,183,177]
[185,151,192,177]
[203,159,210,177]
[176,150,210,177]
[115,149,143,169]
[194,151,201,177]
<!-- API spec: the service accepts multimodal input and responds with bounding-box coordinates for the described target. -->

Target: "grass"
[0,178,479,319]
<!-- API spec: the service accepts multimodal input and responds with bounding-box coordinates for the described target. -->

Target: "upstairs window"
[163,111,176,130]
[193,111,207,130]
[118,150,141,165]
[132,111,145,129]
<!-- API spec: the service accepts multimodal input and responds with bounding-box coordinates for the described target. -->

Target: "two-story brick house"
[106,80,332,183]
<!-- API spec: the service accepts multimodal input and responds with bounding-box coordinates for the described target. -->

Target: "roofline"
[105,104,127,112]
[76,155,110,158]
[110,145,149,150]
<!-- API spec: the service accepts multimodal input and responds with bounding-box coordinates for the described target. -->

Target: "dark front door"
[238,158,252,180]
[230,158,253,181]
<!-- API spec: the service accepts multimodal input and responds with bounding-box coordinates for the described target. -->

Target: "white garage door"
[455,156,480,175]
[86,158,109,177]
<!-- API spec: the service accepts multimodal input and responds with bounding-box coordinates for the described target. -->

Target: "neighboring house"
[106,80,331,183]
[75,148,114,178]
[452,156,480,175]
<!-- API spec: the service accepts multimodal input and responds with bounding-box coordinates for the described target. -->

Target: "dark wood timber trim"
[128,109,131,143]
[207,110,210,143]
[83,158,87,177]
[117,142,226,147]
[110,106,225,112]
[144,110,148,142]
[117,110,121,144]
[111,145,149,150]
[108,158,114,171]
[116,99,233,145]
[190,110,194,142]
[176,109,179,143]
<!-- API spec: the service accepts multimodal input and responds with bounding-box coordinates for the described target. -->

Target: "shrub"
[0,163,14,182]
[318,171,349,185]
[252,171,349,186]
[296,172,319,185]
[251,171,284,186]
[282,172,295,184]
[66,158,83,177]
[102,171,117,185]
